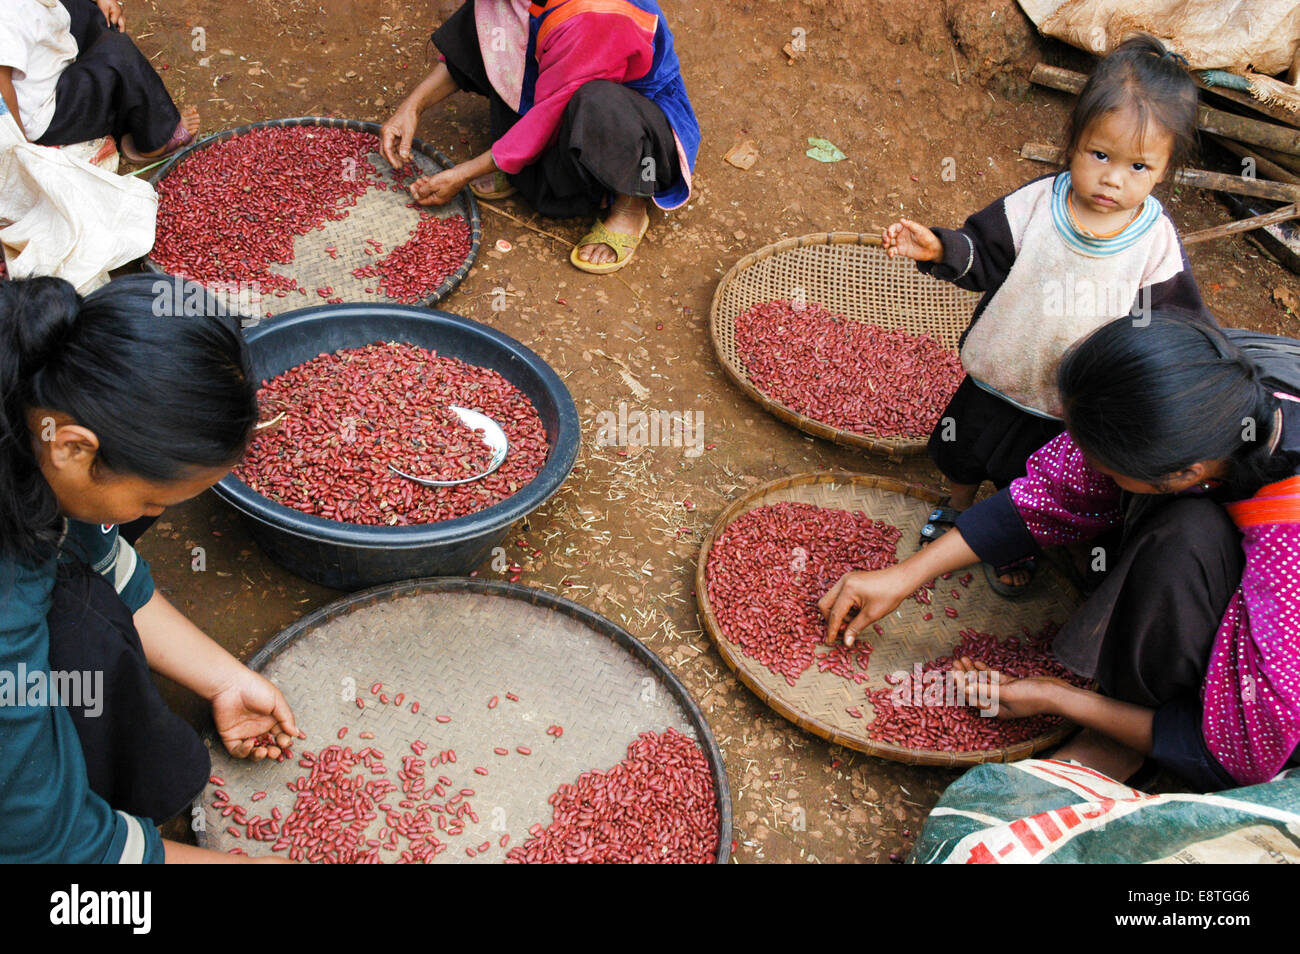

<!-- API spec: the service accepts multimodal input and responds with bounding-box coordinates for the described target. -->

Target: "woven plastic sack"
[911,758,1300,863]
[1017,0,1300,76]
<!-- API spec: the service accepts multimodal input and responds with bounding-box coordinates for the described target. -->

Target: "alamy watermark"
[593,401,705,458]
[0,664,103,717]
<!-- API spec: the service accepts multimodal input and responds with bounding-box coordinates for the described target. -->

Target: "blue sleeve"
[954,488,1041,568]
[0,561,164,863]
[62,521,156,613]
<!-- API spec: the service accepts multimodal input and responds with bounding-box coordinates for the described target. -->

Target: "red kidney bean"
[705,502,901,686]
[209,775,226,786]
[436,715,451,724]
[487,696,499,709]
[234,340,551,526]
[410,702,420,714]
[734,300,964,438]
[350,214,472,305]
[505,692,519,702]
[864,624,1089,751]
[506,728,718,865]
[516,746,531,756]
[150,127,472,318]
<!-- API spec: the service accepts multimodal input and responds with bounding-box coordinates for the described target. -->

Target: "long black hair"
[0,274,258,568]
[1060,34,1199,178]
[1058,311,1299,498]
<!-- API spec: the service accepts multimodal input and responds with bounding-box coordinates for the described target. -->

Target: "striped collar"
[1050,172,1162,257]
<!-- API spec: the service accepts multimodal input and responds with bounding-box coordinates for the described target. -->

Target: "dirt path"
[133,0,1299,862]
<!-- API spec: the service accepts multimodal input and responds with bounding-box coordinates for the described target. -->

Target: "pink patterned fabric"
[1007,432,1300,785]
[1203,520,1300,784]
[475,0,532,111]
[1008,432,1124,546]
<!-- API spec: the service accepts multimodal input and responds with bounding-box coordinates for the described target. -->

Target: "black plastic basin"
[213,304,580,590]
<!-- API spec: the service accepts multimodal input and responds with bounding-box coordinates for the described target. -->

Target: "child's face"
[1069,106,1173,222]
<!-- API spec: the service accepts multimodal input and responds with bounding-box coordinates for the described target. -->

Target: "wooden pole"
[1031,63,1300,157]
[1181,204,1300,244]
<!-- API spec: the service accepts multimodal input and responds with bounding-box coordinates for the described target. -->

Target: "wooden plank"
[1205,134,1300,186]
[1182,204,1300,244]
[1031,63,1300,157]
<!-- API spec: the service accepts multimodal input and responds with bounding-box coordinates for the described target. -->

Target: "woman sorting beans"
[820,313,1300,792]
[0,276,302,863]
[379,0,699,274]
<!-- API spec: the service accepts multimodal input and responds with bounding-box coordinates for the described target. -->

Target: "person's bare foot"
[122,105,201,160]
[577,195,649,265]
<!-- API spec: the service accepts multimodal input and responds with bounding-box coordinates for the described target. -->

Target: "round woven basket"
[709,232,980,459]
[695,473,1082,768]
[196,578,731,863]
[144,116,481,319]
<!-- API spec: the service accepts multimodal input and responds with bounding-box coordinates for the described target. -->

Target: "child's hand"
[96,0,125,30]
[882,219,942,262]
[409,168,465,206]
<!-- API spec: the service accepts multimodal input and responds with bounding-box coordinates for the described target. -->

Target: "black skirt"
[45,562,210,824]
[36,0,181,152]
[432,1,681,218]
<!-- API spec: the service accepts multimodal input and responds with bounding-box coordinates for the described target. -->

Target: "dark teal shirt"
[1,520,163,863]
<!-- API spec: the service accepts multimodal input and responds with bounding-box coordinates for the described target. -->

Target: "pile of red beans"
[705,502,901,685]
[352,214,473,304]
[235,341,548,525]
[734,300,964,438]
[506,728,719,864]
[150,125,472,310]
[864,626,1089,751]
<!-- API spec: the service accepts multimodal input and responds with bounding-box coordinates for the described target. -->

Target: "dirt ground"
[128,0,1300,862]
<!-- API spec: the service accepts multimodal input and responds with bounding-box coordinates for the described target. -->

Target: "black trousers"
[45,562,210,825]
[432,1,680,218]
[1054,496,1262,789]
[35,0,180,152]
[928,377,1064,490]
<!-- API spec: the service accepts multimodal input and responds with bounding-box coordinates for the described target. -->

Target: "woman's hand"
[882,218,942,262]
[818,566,916,648]
[410,168,469,206]
[96,0,125,30]
[951,657,1066,719]
[210,667,304,760]
[379,103,420,169]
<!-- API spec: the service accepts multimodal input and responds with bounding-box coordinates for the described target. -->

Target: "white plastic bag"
[0,103,156,292]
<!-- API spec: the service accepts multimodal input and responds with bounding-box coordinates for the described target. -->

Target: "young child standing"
[0,0,199,160]
[883,34,1212,594]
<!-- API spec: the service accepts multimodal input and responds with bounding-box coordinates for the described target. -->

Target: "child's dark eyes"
[1131,162,1147,172]
[1092,150,1108,161]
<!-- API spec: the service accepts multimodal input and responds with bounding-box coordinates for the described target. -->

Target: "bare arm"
[0,66,27,138]
[378,61,460,168]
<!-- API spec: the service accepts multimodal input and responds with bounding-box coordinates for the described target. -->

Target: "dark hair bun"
[0,276,81,371]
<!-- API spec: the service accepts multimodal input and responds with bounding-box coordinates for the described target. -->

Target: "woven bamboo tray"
[710,232,980,459]
[195,578,730,863]
[695,473,1082,767]
[144,116,481,320]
